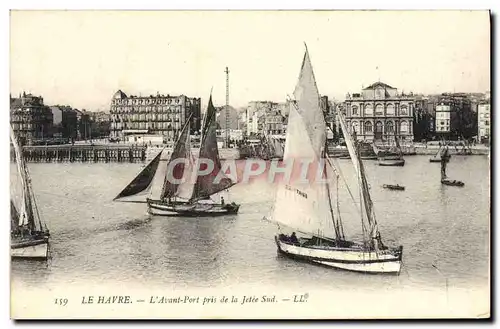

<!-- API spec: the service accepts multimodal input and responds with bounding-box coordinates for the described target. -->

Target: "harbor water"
[10,155,490,316]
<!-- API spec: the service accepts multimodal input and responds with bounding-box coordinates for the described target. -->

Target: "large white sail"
[271,46,337,240]
[10,126,30,227]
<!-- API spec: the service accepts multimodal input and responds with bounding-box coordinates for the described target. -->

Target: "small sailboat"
[377,133,405,167]
[440,148,464,187]
[114,94,240,216]
[10,126,50,259]
[382,184,405,191]
[268,46,403,274]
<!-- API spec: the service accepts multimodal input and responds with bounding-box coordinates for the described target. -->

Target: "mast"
[225,67,230,148]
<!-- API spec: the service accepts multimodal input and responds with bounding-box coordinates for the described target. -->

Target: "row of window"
[111,114,183,121]
[350,105,410,116]
[111,106,184,113]
[113,97,183,106]
[111,122,182,130]
[349,120,410,134]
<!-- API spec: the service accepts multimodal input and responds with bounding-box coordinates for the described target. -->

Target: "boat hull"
[147,199,240,217]
[441,179,465,187]
[11,238,49,259]
[275,237,402,274]
[383,184,405,191]
[378,159,405,166]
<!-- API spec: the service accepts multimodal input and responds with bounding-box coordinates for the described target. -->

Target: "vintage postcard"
[9,10,490,319]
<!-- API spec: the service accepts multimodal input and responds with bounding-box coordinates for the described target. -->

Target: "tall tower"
[225,66,230,148]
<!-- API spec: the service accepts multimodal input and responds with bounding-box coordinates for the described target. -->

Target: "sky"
[10,10,490,111]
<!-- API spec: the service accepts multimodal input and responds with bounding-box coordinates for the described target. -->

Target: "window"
[375,104,384,115]
[365,105,373,116]
[441,121,445,126]
[385,121,394,133]
[400,121,409,133]
[400,105,408,116]
[364,121,373,132]
[386,104,395,116]
[486,120,490,126]
[352,105,358,115]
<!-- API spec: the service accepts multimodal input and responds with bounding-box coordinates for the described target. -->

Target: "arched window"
[364,121,373,132]
[375,104,384,115]
[385,121,394,133]
[352,105,359,115]
[400,105,408,116]
[365,104,373,116]
[351,121,359,134]
[400,121,409,133]
[375,121,383,134]
[386,104,395,116]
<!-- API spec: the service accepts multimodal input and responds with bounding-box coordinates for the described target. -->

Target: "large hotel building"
[343,82,415,142]
[110,90,202,142]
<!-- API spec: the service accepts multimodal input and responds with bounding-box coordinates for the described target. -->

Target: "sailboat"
[268,46,403,274]
[440,147,464,187]
[430,145,451,163]
[10,126,50,259]
[114,94,240,216]
[377,133,405,167]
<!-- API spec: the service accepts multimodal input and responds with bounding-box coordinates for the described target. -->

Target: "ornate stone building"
[10,92,53,144]
[344,82,415,142]
[110,90,201,142]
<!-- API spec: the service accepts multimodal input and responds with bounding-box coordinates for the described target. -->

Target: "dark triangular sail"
[191,94,235,201]
[114,150,163,200]
[160,114,194,200]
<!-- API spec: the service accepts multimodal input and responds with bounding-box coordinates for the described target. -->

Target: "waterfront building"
[263,109,286,135]
[109,90,202,142]
[49,105,78,140]
[434,93,476,140]
[10,92,53,144]
[344,82,415,142]
[477,102,490,142]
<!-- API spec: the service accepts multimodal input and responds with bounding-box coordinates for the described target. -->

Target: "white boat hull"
[147,199,240,217]
[275,237,402,274]
[11,241,49,259]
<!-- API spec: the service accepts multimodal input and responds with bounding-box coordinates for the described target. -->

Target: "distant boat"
[375,135,405,167]
[10,126,50,260]
[114,94,240,216]
[383,184,405,191]
[268,46,403,274]
[440,147,464,187]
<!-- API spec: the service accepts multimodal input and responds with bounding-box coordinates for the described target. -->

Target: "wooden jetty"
[10,144,147,163]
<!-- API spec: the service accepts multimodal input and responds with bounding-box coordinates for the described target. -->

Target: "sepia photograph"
[8,9,491,319]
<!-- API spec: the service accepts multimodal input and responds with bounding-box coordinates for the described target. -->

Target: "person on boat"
[220,196,225,205]
[290,232,299,244]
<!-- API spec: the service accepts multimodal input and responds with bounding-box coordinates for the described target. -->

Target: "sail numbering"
[269,45,403,274]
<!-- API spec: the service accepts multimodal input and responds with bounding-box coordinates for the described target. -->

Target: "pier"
[11,144,147,163]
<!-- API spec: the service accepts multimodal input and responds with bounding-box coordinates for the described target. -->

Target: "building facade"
[10,92,53,143]
[344,82,414,142]
[477,102,490,142]
[109,90,202,142]
[435,104,452,134]
[49,105,78,139]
